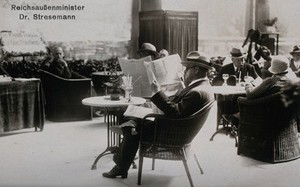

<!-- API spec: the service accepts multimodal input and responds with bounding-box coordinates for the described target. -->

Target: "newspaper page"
[120,54,184,97]
[118,56,152,97]
[123,104,155,121]
[144,54,184,97]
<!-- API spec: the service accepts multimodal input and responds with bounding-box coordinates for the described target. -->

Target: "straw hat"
[136,43,159,58]
[181,51,213,70]
[268,55,290,74]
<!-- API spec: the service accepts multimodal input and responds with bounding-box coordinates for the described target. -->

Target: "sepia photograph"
[0,0,300,186]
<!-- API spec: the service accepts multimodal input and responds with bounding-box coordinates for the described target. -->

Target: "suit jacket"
[49,59,71,79]
[290,59,300,77]
[150,79,214,118]
[212,62,259,86]
[246,76,289,99]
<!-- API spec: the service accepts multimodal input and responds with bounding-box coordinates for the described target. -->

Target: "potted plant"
[104,61,123,100]
[262,17,278,33]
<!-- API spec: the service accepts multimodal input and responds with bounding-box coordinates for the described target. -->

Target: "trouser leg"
[113,127,140,171]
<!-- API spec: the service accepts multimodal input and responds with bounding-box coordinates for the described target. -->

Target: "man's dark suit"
[290,59,300,77]
[113,79,214,171]
[49,59,85,79]
[49,59,72,79]
[212,62,259,86]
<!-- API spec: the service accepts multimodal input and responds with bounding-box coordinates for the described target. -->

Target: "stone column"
[255,0,270,31]
[141,0,162,11]
[244,0,255,35]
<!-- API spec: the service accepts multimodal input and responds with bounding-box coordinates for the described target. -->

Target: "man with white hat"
[289,45,300,77]
[212,47,260,86]
[245,55,297,99]
[102,52,214,179]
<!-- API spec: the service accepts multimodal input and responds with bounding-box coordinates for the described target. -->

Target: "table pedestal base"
[210,127,238,147]
[91,147,137,170]
[210,94,242,147]
[81,96,146,170]
[210,115,238,147]
[91,146,118,170]
[91,109,137,170]
[91,109,123,170]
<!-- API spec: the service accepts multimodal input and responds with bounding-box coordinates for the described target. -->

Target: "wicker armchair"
[237,93,300,163]
[40,70,92,122]
[137,101,214,187]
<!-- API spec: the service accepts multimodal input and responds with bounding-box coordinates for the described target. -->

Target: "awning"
[0,31,47,56]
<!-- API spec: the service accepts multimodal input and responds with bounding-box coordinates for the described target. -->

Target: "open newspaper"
[144,54,184,97]
[120,54,184,117]
[119,54,184,98]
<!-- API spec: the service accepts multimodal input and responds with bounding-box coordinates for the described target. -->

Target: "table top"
[0,78,40,85]
[211,85,246,95]
[82,96,146,107]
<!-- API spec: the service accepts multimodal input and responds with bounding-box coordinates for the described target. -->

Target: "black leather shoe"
[102,166,128,178]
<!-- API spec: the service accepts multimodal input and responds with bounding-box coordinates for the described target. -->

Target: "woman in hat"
[289,45,300,77]
[245,55,297,99]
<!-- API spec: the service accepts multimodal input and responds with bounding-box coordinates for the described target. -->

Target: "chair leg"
[137,156,144,185]
[182,159,194,187]
[152,158,155,170]
[193,154,204,174]
[132,160,137,169]
[132,156,138,169]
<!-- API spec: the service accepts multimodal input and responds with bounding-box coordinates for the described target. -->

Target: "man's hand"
[151,80,161,93]
[59,59,68,67]
[245,83,253,94]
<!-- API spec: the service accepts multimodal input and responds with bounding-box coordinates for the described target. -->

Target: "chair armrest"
[142,100,214,123]
[140,100,214,145]
[40,70,91,82]
[61,77,91,82]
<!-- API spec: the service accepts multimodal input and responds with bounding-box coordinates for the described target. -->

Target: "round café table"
[82,96,146,170]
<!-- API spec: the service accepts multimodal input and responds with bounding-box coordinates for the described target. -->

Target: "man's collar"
[189,77,208,86]
[234,65,238,71]
[232,63,239,71]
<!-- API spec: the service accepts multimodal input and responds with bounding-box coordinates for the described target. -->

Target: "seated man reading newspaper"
[102,52,214,179]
